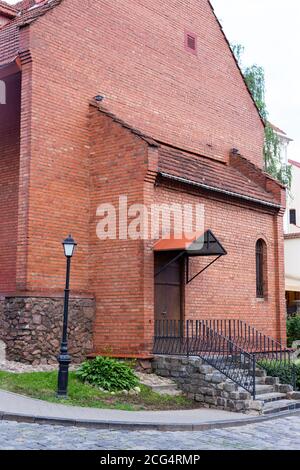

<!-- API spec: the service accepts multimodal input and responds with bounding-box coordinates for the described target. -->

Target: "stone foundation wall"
[0,296,96,365]
[152,355,263,414]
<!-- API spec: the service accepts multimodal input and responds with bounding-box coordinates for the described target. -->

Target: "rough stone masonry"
[152,355,264,414]
[0,296,95,364]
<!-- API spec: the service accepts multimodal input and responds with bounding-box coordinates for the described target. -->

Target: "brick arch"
[252,233,270,249]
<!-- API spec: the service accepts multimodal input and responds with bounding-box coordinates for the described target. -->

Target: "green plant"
[76,356,139,392]
[258,359,300,390]
[231,43,292,188]
[287,316,300,347]
[0,371,197,411]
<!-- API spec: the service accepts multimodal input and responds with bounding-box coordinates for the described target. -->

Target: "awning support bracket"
[186,255,223,284]
[154,251,185,278]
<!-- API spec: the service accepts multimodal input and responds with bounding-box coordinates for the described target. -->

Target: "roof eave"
[158,171,282,210]
[0,4,18,19]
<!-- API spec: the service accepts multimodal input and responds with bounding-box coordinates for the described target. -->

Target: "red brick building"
[0,0,286,363]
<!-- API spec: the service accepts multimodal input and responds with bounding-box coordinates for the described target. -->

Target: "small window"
[185,31,197,54]
[290,209,297,225]
[256,239,267,299]
[187,35,196,50]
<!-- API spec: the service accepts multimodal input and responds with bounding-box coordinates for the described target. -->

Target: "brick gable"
[0,0,62,65]
[1,0,265,164]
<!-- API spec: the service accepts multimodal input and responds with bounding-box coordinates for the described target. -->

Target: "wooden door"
[154,253,184,323]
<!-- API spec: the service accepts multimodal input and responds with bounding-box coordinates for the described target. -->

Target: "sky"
[211,0,300,160]
[5,0,300,160]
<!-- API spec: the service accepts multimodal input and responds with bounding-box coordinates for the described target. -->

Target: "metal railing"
[199,319,292,362]
[154,319,298,394]
[200,319,297,389]
[154,320,257,398]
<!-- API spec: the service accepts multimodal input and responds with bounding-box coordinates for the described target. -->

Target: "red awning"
[153,230,227,257]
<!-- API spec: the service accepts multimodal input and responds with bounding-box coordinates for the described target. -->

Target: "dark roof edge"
[0,57,18,68]
[289,159,300,170]
[159,171,282,209]
[18,0,64,27]
[90,101,159,147]
[0,1,18,17]
[284,233,300,240]
[90,101,228,161]
[230,151,287,190]
[90,101,282,201]
[207,0,265,128]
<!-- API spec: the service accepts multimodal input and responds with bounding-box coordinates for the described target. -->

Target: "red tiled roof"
[92,102,281,208]
[268,122,287,136]
[0,1,18,17]
[0,0,62,66]
[158,146,279,207]
[284,233,300,240]
[0,20,19,66]
[15,1,36,10]
[289,159,300,170]
[268,122,293,142]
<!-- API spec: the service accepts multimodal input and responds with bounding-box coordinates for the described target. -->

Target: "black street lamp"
[57,235,77,398]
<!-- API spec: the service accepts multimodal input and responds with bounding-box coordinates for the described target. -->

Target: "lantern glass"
[63,235,77,258]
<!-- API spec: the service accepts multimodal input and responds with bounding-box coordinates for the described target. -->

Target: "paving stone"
[0,416,296,450]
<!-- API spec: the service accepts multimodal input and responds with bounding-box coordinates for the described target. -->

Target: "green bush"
[76,356,139,392]
[258,359,300,390]
[287,316,300,347]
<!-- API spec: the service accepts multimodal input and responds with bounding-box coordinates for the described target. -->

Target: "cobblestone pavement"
[0,415,299,450]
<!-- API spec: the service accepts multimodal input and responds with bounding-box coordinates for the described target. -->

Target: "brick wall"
[153,182,286,340]
[28,0,263,165]
[17,0,266,295]
[0,73,21,293]
[87,107,285,351]
[88,106,155,356]
[0,0,285,357]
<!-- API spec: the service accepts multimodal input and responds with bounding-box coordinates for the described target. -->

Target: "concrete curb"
[0,407,299,432]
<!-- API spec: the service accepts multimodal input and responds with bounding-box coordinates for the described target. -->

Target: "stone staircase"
[214,360,300,414]
[153,319,300,414]
[245,368,300,415]
[152,355,300,415]
[136,371,183,396]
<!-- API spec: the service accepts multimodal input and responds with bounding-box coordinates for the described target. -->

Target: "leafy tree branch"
[231,44,292,188]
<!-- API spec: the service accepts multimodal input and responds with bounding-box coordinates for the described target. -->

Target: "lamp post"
[57,235,77,398]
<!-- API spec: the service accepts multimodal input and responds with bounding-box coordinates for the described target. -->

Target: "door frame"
[154,252,186,323]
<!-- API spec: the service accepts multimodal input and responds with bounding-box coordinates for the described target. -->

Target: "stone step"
[149,384,183,396]
[258,392,287,403]
[236,384,275,396]
[136,371,183,396]
[255,376,267,385]
[208,367,292,394]
[255,384,276,395]
[263,399,300,415]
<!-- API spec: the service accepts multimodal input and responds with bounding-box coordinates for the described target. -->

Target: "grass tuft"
[0,371,199,411]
